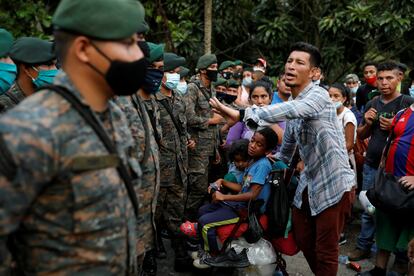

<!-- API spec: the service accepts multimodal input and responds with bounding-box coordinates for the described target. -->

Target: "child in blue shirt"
[193,127,277,268]
[225,139,250,185]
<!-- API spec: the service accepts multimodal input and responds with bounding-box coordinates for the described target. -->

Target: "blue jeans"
[357,164,377,250]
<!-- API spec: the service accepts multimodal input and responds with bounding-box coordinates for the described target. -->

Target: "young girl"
[329,83,357,174]
[329,83,357,245]
[193,127,278,268]
[226,81,284,146]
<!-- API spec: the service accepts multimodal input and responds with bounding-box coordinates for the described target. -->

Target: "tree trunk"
[157,0,175,52]
[204,0,212,54]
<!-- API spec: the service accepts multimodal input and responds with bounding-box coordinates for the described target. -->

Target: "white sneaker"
[193,258,210,269]
[191,249,205,260]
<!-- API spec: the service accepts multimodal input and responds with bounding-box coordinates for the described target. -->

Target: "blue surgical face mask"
[409,85,414,98]
[176,81,188,95]
[164,72,180,90]
[350,86,358,94]
[0,62,17,94]
[32,68,60,88]
[142,68,163,94]
[334,101,343,109]
[242,76,252,87]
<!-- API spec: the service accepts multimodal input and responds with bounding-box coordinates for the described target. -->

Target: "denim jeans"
[357,163,377,250]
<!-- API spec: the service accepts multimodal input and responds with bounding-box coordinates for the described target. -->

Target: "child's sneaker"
[191,249,203,260]
[193,258,210,269]
[192,250,210,269]
[180,221,198,238]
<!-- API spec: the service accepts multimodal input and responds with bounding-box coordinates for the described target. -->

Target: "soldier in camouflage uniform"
[184,54,223,221]
[115,41,162,276]
[0,0,146,274]
[155,52,195,270]
[0,28,16,95]
[0,37,57,113]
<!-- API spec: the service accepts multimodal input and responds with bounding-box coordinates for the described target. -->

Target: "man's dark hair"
[377,61,401,73]
[256,127,278,151]
[228,139,249,161]
[289,42,321,68]
[362,61,378,70]
[396,62,407,74]
[53,30,77,64]
[249,80,273,99]
[330,82,350,106]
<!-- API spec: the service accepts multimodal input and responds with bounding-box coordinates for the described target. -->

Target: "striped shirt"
[385,105,414,176]
[244,82,355,215]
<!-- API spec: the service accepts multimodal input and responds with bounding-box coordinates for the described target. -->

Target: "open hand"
[209,97,240,127]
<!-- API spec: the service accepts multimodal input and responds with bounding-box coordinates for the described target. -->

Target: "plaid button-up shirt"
[244,82,355,215]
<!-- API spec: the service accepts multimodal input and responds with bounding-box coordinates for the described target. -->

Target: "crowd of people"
[0,0,414,275]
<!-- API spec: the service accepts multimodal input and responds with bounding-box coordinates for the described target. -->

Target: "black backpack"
[266,150,300,238]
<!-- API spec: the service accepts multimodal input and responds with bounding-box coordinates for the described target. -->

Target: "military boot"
[141,249,157,276]
[173,238,193,272]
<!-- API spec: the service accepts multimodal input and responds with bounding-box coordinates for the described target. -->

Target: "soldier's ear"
[72,36,94,64]
[22,64,36,80]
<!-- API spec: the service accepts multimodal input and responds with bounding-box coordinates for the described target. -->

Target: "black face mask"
[216,92,237,104]
[233,71,242,80]
[224,94,237,104]
[222,71,233,80]
[90,42,148,96]
[141,68,163,94]
[216,91,226,102]
[206,69,218,82]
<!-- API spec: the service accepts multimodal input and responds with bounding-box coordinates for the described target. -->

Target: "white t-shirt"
[337,107,357,143]
[337,106,358,189]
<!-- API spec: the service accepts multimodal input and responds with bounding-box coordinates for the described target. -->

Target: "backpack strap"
[157,98,184,137]
[192,81,212,103]
[4,90,21,105]
[131,94,152,164]
[142,102,162,147]
[42,85,139,218]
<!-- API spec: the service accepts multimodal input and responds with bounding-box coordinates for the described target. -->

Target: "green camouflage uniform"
[154,91,189,234]
[141,95,163,147]
[0,73,140,275]
[115,93,160,257]
[0,83,26,113]
[184,79,218,220]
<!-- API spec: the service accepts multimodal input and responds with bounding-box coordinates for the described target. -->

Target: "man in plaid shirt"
[210,42,355,276]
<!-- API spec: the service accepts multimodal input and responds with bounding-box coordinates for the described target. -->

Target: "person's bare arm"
[357,107,377,139]
[344,122,356,152]
[212,184,262,202]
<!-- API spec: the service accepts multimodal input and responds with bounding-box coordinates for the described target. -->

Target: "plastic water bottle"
[338,255,349,264]
[359,191,375,215]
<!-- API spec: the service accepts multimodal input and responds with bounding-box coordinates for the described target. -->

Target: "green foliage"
[0,0,58,39]
[2,0,414,83]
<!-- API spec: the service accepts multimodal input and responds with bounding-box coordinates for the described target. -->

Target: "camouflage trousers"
[155,170,186,235]
[184,149,212,221]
